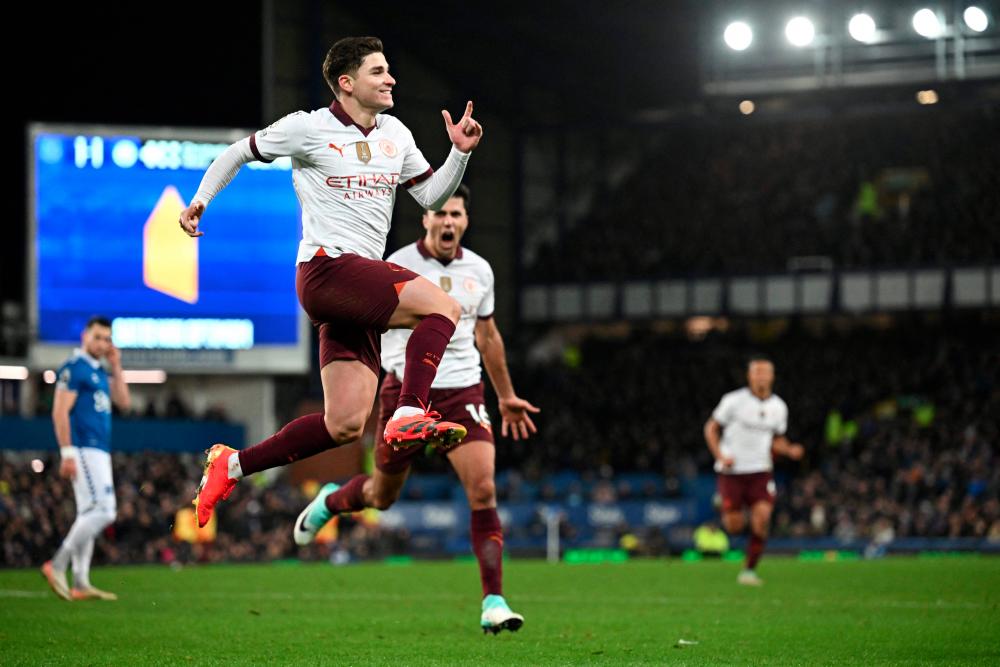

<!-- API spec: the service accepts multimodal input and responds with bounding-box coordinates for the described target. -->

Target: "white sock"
[72,538,95,589]
[227,451,243,480]
[53,508,114,576]
[391,405,423,421]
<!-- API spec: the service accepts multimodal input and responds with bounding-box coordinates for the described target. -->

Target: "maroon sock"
[237,413,334,476]
[471,508,503,596]
[324,474,370,514]
[398,313,455,410]
[747,532,766,570]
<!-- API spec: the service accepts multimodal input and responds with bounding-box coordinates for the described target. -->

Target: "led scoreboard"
[28,124,308,373]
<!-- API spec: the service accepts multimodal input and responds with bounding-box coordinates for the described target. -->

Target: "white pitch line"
[0,590,50,598]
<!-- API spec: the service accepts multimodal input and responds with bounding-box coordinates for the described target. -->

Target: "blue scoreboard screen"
[30,125,307,371]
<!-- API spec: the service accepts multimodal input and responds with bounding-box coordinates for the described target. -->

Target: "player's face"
[747,361,775,397]
[422,196,469,259]
[82,324,113,359]
[347,52,395,112]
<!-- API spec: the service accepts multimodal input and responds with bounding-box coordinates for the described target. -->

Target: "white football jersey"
[250,102,433,263]
[712,387,788,474]
[381,240,495,389]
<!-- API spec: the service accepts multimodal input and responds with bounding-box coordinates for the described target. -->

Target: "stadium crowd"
[528,105,1000,280]
[3,315,996,567]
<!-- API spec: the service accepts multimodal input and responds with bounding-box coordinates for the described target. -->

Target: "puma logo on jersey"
[328,143,344,157]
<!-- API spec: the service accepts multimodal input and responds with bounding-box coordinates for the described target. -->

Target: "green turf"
[2,557,999,665]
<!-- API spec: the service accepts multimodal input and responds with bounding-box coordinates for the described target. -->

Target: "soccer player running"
[178,37,484,528]
[293,185,539,634]
[703,356,804,586]
[42,316,131,601]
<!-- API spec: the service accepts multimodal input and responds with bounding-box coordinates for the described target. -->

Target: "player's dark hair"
[747,354,773,369]
[85,316,112,330]
[323,36,384,98]
[450,184,471,212]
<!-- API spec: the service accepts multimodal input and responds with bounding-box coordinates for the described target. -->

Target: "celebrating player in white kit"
[42,316,131,601]
[704,356,804,586]
[294,185,540,634]
[179,36,485,529]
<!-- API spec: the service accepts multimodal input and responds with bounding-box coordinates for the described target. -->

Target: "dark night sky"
[6,1,702,308]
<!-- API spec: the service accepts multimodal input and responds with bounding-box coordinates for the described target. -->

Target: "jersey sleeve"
[55,362,83,393]
[250,111,311,162]
[478,264,495,318]
[711,393,735,426]
[399,128,433,188]
[775,401,788,436]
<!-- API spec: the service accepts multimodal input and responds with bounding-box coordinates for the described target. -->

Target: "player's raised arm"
[179,111,310,237]
[406,101,483,212]
[106,344,131,412]
[442,101,483,154]
[178,140,256,237]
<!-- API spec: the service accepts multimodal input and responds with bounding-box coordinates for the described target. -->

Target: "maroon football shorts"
[717,471,775,512]
[296,251,419,377]
[375,372,494,474]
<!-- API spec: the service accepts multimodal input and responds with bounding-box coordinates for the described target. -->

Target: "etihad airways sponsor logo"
[324,172,400,189]
[325,172,400,200]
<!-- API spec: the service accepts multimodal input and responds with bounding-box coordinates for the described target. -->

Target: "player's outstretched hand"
[788,443,806,460]
[442,101,483,153]
[499,396,540,441]
[179,201,206,237]
[59,458,77,481]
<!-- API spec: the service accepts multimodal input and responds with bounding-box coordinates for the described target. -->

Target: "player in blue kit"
[41,316,131,601]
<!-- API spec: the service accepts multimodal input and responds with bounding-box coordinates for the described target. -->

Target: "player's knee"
[99,508,117,529]
[436,295,461,324]
[323,413,365,445]
[466,477,496,508]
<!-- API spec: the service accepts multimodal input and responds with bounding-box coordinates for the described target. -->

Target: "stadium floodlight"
[724,21,753,51]
[785,17,816,47]
[848,13,877,43]
[913,9,942,38]
[964,6,989,32]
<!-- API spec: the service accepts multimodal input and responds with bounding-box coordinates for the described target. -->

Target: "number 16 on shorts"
[465,403,492,432]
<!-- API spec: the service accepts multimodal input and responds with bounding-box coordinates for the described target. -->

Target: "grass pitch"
[2,557,998,665]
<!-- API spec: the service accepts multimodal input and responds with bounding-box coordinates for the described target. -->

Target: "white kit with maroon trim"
[381,239,495,389]
[193,100,469,264]
[712,387,789,474]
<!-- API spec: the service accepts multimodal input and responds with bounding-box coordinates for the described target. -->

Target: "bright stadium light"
[785,16,816,47]
[913,9,942,38]
[724,21,753,51]
[964,6,989,32]
[848,13,877,43]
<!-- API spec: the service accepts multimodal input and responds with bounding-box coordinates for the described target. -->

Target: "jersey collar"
[329,100,378,137]
[73,347,101,369]
[417,237,463,266]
